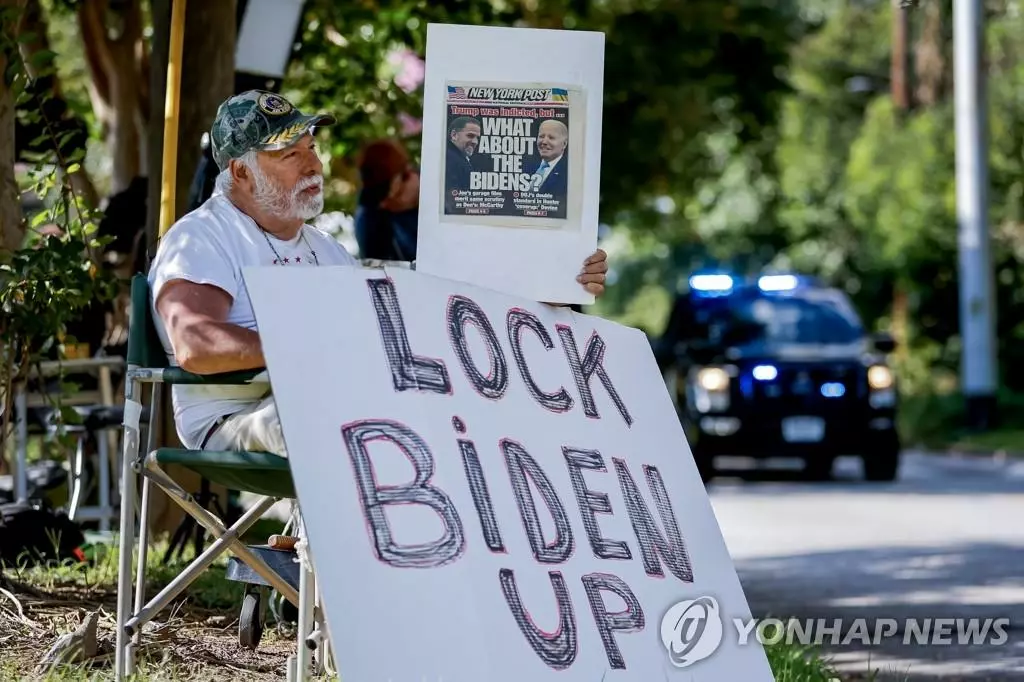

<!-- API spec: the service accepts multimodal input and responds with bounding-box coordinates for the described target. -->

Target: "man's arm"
[155,280,264,374]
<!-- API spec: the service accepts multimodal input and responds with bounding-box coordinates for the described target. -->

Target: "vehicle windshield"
[705,290,865,347]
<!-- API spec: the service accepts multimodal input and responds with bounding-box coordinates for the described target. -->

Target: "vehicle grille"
[743,363,864,414]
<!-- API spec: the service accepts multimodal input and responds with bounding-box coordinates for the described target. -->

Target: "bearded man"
[148,91,609,456]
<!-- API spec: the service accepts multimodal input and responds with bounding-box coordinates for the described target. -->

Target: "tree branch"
[115,0,143,48]
[136,35,150,123]
[1,0,28,256]
[77,0,113,106]
[15,0,100,209]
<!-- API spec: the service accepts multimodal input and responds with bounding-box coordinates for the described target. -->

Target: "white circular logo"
[660,595,724,668]
[258,92,292,116]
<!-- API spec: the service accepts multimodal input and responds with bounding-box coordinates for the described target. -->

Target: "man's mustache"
[294,176,323,194]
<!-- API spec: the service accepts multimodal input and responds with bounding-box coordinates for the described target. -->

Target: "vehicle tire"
[239,587,265,650]
[803,454,834,481]
[863,431,900,482]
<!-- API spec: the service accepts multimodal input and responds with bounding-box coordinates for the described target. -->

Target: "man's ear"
[230,159,249,186]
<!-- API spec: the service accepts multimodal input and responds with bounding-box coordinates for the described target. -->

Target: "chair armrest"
[161,367,269,385]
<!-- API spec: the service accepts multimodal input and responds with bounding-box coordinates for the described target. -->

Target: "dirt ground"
[1,576,301,681]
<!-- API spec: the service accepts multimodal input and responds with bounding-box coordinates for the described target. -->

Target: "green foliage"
[899,387,1024,450]
[36,0,99,128]
[764,640,846,682]
[0,8,116,455]
[285,0,805,222]
[824,4,1024,399]
[590,0,1024,444]
[845,99,956,272]
[284,0,519,211]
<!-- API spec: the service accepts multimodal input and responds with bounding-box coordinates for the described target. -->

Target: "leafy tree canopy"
[285,0,806,221]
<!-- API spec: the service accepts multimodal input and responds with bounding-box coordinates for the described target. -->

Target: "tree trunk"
[913,0,946,107]
[146,0,237,249]
[175,0,237,216]
[143,0,237,537]
[144,0,170,267]
[78,0,149,194]
[17,0,100,209]
[891,0,912,111]
[0,1,24,254]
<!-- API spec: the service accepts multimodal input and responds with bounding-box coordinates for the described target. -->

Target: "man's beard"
[250,164,324,222]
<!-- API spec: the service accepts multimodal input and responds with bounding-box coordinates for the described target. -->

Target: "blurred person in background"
[354,139,420,262]
[353,136,594,314]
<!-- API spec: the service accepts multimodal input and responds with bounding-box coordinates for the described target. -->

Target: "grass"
[941,428,1024,455]
[898,387,1024,455]
[765,640,847,681]
[0,436,860,681]
[0,526,297,682]
[758,618,904,682]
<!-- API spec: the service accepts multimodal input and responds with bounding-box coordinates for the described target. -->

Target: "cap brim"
[257,113,336,152]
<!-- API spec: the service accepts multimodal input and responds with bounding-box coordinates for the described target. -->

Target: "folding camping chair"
[113,273,332,681]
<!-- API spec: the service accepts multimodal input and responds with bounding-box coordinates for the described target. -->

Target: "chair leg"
[67,434,87,522]
[114,388,143,681]
[295,557,315,682]
[162,500,196,564]
[140,457,300,604]
[14,387,28,501]
[310,566,331,676]
[98,430,111,533]
[132,474,152,647]
[125,483,295,636]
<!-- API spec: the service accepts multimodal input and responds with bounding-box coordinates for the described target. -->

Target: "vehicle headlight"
[697,367,730,392]
[868,365,894,390]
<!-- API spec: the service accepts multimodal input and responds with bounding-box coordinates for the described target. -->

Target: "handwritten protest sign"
[242,265,774,681]
[417,23,604,305]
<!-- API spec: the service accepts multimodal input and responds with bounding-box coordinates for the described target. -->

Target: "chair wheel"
[239,588,265,650]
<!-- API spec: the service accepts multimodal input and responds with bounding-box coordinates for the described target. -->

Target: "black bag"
[0,500,86,569]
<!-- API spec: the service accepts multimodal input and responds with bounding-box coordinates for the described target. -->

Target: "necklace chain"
[259,225,319,266]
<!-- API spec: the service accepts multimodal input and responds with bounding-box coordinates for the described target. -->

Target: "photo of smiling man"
[525,119,568,199]
[438,82,581,225]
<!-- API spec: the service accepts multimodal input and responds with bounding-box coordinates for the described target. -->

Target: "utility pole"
[953,0,998,429]
[891,0,910,111]
[890,0,911,362]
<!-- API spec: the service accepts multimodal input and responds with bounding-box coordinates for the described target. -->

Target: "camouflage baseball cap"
[210,90,336,169]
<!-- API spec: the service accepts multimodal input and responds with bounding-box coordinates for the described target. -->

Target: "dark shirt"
[525,154,568,197]
[355,196,418,262]
[444,141,475,213]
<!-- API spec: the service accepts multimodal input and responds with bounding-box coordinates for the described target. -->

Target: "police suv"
[654,273,900,483]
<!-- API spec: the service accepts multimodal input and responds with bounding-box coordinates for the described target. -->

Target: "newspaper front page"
[441,81,585,230]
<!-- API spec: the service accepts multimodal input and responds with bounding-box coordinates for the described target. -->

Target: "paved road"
[708,451,1024,681]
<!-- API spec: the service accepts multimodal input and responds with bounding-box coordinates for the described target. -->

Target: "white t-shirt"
[147,193,358,449]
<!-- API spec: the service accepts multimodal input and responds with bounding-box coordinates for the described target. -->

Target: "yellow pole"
[158,0,187,237]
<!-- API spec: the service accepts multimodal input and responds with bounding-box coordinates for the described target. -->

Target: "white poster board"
[415,23,604,306]
[243,265,774,681]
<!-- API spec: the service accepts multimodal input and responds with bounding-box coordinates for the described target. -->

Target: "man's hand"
[577,248,608,297]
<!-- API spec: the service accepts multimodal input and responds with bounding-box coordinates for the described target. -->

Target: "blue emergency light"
[757,274,799,291]
[689,274,734,293]
[821,382,846,398]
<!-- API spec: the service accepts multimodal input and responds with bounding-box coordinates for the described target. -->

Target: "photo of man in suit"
[444,116,481,213]
[525,119,568,196]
